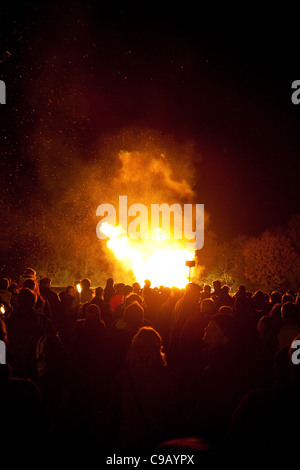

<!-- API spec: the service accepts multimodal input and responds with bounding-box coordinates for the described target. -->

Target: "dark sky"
[1,1,300,241]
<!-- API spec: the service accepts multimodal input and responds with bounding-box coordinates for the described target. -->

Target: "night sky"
[1,1,300,246]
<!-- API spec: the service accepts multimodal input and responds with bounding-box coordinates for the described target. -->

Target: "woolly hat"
[39,278,51,286]
[211,312,238,342]
[85,304,102,324]
[22,268,36,278]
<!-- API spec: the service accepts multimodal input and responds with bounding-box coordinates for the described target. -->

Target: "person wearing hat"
[16,267,37,291]
[168,282,201,366]
[203,312,238,349]
[187,312,247,447]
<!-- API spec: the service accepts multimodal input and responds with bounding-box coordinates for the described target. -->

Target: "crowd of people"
[0,268,300,450]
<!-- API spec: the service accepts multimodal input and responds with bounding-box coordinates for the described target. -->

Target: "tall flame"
[100,222,195,288]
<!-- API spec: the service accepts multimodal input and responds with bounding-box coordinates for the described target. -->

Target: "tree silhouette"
[244,229,297,291]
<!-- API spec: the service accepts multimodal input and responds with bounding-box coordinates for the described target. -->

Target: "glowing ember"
[100,222,195,288]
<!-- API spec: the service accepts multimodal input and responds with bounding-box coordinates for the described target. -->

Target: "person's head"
[39,278,51,289]
[282,294,294,304]
[235,295,256,316]
[23,278,37,291]
[161,286,171,301]
[269,303,282,322]
[271,291,282,305]
[254,290,266,306]
[200,298,216,315]
[125,292,143,308]
[203,285,211,293]
[221,285,230,295]
[95,286,104,298]
[106,277,114,287]
[23,268,36,278]
[80,278,91,290]
[123,285,133,297]
[126,326,166,367]
[115,283,125,295]
[123,301,144,330]
[8,282,17,293]
[66,285,76,297]
[85,304,102,325]
[18,288,37,312]
[287,290,295,300]
[203,312,237,349]
[185,282,201,302]
[213,280,221,292]
[218,306,234,315]
[0,278,9,290]
[144,279,151,289]
[281,302,300,325]
[132,282,141,294]
[237,285,246,295]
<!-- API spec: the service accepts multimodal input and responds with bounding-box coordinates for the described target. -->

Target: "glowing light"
[0,305,5,314]
[100,222,195,288]
[76,283,82,293]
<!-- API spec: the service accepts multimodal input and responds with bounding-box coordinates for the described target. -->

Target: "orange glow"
[100,222,195,288]
[76,283,82,293]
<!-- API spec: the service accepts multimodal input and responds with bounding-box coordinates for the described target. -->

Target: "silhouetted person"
[227,334,300,449]
[7,282,18,310]
[270,291,282,308]
[109,282,125,313]
[168,283,201,367]
[143,279,152,295]
[113,284,133,321]
[186,312,247,447]
[107,327,179,450]
[104,277,115,303]
[277,302,300,350]
[253,290,270,319]
[212,279,222,297]
[132,282,142,294]
[156,287,180,349]
[80,278,94,304]
[69,304,110,427]
[107,301,146,377]
[5,288,54,380]
[16,267,37,292]
[59,285,79,347]
[233,285,246,300]
[23,278,51,320]
[178,298,218,375]
[0,277,12,312]
[0,354,43,448]
[88,285,113,326]
[218,285,233,307]
[39,278,61,330]
[200,284,211,301]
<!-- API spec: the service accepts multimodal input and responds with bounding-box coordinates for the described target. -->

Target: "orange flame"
[100,222,195,288]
